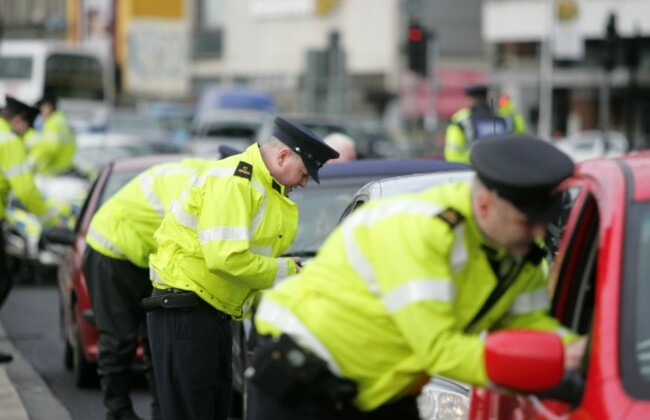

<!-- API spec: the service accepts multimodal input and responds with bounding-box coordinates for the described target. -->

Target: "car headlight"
[417,377,469,420]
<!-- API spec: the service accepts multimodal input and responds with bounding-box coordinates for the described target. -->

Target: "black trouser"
[248,380,420,420]
[247,336,420,420]
[0,225,12,308]
[147,288,233,420]
[82,247,158,417]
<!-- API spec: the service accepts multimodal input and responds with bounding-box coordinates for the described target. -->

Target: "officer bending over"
[145,117,339,420]
[83,158,208,420]
[251,134,587,419]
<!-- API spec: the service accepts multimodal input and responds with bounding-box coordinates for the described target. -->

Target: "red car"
[46,154,188,387]
[470,151,650,418]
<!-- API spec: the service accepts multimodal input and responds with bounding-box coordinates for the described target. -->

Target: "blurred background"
[0,0,649,159]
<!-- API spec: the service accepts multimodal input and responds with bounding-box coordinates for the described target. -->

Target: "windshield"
[45,53,105,100]
[286,177,378,255]
[621,200,650,400]
[98,169,143,208]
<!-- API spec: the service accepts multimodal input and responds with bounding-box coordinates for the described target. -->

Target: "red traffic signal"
[408,26,423,43]
[407,23,429,77]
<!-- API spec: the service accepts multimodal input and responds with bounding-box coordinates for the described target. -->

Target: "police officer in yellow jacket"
[83,157,207,420]
[0,96,61,363]
[28,92,76,175]
[251,134,587,419]
[497,92,527,134]
[146,117,339,420]
[445,84,517,164]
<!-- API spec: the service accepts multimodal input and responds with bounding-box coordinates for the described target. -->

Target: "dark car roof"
[318,158,469,180]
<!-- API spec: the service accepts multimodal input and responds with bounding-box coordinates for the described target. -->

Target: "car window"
[550,192,598,335]
[74,174,102,233]
[338,199,366,224]
[97,169,145,208]
[620,200,650,400]
[545,186,581,269]
[287,178,376,255]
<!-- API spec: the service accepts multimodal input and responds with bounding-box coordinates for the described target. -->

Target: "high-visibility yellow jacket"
[497,96,527,134]
[86,158,208,268]
[255,180,576,411]
[28,110,76,175]
[0,118,58,226]
[444,103,524,164]
[150,144,300,318]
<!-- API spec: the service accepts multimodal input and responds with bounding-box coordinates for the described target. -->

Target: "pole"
[599,69,610,151]
[424,29,438,134]
[537,0,554,140]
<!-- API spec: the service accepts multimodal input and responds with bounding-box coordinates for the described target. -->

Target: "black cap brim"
[509,192,564,223]
[303,158,321,184]
[272,117,339,184]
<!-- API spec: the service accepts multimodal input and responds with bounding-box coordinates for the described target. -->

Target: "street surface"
[0,286,151,420]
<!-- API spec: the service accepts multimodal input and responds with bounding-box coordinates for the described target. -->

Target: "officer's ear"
[276,146,292,168]
[474,186,493,221]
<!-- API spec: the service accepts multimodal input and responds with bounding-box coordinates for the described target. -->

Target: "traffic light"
[407,22,428,77]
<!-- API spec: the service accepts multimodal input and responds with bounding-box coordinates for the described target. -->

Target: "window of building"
[193,0,224,59]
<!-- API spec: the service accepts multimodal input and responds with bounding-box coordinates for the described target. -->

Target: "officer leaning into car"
[82,157,209,420]
[445,84,520,164]
[144,117,339,420]
[0,95,63,364]
[250,134,588,419]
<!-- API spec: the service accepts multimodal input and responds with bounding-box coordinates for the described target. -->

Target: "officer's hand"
[292,257,303,273]
[564,336,588,371]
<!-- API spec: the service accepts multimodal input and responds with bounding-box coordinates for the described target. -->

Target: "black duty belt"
[141,289,231,320]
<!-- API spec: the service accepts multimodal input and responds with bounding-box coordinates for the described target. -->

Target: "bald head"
[323,132,357,163]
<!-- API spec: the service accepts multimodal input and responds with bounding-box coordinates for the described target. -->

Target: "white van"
[0,39,115,131]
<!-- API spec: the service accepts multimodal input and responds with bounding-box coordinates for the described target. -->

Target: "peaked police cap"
[272,117,339,184]
[470,134,575,222]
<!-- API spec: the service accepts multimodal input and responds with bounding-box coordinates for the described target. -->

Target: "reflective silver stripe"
[458,116,475,142]
[255,298,342,375]
[445,143,468,153]
[87,226,126,257]
[150,266,168,286]
[170,200,196,229]
[383,278,454,313]
[0,133,15,144]
[554,327,571,339]
[171,166,256,230]
[199,226,250,244]
[343,201,442,296]
[508,288,549,315]
[275,257,289,281]
[250,181,266,234]
[251,245,273,257]
[5,162,31,178]
[450,224,467,274]
[139,172,164,216]
[140,166,196,217]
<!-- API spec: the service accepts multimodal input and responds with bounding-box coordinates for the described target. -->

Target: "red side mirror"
[485,330,564,392]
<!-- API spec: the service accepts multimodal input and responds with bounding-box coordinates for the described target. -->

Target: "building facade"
[483,0,650,147]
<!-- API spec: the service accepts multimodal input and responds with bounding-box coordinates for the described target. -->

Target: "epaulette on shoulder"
[435,208,464,228]
[233,161,253,180]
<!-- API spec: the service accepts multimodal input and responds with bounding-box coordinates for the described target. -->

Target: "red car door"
[469,179,597,419]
